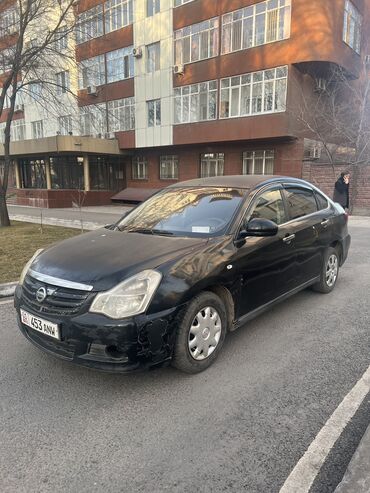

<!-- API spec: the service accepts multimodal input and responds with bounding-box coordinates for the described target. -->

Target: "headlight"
[19,249,44,285]
[89,270,162,319]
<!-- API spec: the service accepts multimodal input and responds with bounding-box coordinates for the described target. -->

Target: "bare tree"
[295,56,370,211]
[0,0,77,227]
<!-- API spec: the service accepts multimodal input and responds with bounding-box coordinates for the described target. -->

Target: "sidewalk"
[8,204,131,230]
[335,424,370,492]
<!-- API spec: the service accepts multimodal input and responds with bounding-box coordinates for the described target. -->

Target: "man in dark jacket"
[333,171,350,210]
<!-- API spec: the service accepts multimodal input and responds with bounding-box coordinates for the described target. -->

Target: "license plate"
[20,309,60,340]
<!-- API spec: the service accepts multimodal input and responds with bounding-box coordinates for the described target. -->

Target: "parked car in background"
[14,176,351,373]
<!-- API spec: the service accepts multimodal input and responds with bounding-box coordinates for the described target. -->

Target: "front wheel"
[171,292,227,374]
[312,247,340,294]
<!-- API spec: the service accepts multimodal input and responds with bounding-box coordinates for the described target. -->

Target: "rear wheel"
[172,292,227,374]
[312,247,340,294]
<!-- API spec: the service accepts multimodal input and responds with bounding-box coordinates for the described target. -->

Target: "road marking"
[280,364,370,492]
[0,299,13,305]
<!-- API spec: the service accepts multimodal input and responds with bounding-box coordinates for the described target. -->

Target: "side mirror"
[240,218,279,238]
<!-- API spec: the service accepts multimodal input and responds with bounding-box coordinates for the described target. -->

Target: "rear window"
[284,187,318,220]
[315,191,329,211]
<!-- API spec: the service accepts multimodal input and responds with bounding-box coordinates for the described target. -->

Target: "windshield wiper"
[127,228,174,236]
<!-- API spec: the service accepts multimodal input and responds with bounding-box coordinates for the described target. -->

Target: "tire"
[171,291,227,374]
[312,247,340,294]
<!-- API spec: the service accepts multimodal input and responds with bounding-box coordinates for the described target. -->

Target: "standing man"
[333,171,350,211]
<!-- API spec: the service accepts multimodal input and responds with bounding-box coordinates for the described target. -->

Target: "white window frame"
[56,71,70,95]
[146,42,161,73]
[221,0,291,55]
[147,99,161,127]
[58,115,73,135]
[108,97,135,132]
[80,104,107,136]
[147,0,160,16]
[54,26,68,51]
[243,150,275,175]
[76,5,104,45]
[11,119,26,141]
[174,17,219,65]
[78,55,106,89]
[200,153,225,178]
[220,66,288,119]
[343,0,362,54]
[0,6,19,37]
[174,0,195,7]
[105,0,133,33]
[106,46,134,83]
[174,80,218,124]
[132,157,148,180]
[31,121,44,139]
[160,155,179,180]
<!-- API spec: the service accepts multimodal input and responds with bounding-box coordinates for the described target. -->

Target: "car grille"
[21,274,92,316]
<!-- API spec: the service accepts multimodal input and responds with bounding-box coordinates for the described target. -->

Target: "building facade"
[1,0,369,207]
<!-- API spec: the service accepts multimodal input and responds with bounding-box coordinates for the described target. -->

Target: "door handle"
[283,234,295,244]
[321,219,329,228]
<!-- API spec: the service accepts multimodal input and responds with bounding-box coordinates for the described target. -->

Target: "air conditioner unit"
[309,146,321,160]
[93,132,103,139]
[315,78,327,92]
[14,104,24,112]
[174,64,184,75]
[132,47,143,58]
[87,85,98,96]
[105,132,115,139]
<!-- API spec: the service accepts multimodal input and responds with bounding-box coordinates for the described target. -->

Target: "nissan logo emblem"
[36,287,47,303]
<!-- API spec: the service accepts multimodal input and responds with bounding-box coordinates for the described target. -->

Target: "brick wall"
[302,162,370,215]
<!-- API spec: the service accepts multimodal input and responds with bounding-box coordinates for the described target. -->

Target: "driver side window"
[249,189,287,225]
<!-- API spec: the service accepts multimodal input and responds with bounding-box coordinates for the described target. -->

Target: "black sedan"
[14,176,351,373]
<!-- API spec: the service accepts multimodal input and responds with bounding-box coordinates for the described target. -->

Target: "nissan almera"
[14,176,351,373]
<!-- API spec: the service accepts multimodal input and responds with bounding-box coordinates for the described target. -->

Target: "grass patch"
[0,221,81,284]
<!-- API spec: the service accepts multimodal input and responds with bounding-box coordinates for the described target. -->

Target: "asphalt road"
[1,218,370,493]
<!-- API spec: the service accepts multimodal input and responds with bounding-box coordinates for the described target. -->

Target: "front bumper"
[14,286,183,373]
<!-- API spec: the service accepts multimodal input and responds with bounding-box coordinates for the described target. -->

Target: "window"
[132,157,148,180]
[146,42,160,73]
[284,187,318,220]
[19,158,47,188]
[108,97,135,131]
[106,47,134,83]
[200,153,224,178]
[11,119,26,141]
[90,156,124,190]
[160,156,179,180]
[105,0,133,33]
[343,0,362,54]
[76,5,104,44]
[174,18,219,65]
[220,66,288,119]
[50,156,84,190]
[174,80,217,124]
[56,71,70,95]
[249,189,287,224]
[174,0,194,6]
[31,121,44,139]
[54,27,68,51]
[0,6,19,37]
[78,55,106,89]
[147,0,160,16]
[315,191,329,211]
[58,115,73,135]
[221,0,291,54]
[0,48,13,73]
[147,99,161,127]
[243,150,274,174]
[80,104,108,135]
[28,82,42,101]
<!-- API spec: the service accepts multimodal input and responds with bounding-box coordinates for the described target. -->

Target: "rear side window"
[315,191,329,211]
[284,187,318,220]
[249,189,287,225]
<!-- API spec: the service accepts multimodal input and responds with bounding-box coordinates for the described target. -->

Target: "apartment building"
[1,0,369,207]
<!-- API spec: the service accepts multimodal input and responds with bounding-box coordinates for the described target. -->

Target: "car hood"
[30,229,208,291]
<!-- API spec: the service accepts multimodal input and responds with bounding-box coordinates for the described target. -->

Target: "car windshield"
[117,187,247,237]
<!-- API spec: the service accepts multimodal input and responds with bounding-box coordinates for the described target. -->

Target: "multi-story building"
[1,0,369,208]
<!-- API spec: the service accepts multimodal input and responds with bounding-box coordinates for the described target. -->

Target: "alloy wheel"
[326,254,338,287]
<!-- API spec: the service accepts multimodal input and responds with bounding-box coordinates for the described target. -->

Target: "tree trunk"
[0,188,11,227]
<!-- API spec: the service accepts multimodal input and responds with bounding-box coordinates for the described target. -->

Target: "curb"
[0,282,17,298]
[9,214,103,231]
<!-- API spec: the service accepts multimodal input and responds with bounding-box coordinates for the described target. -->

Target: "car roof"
[167,175,310,190]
